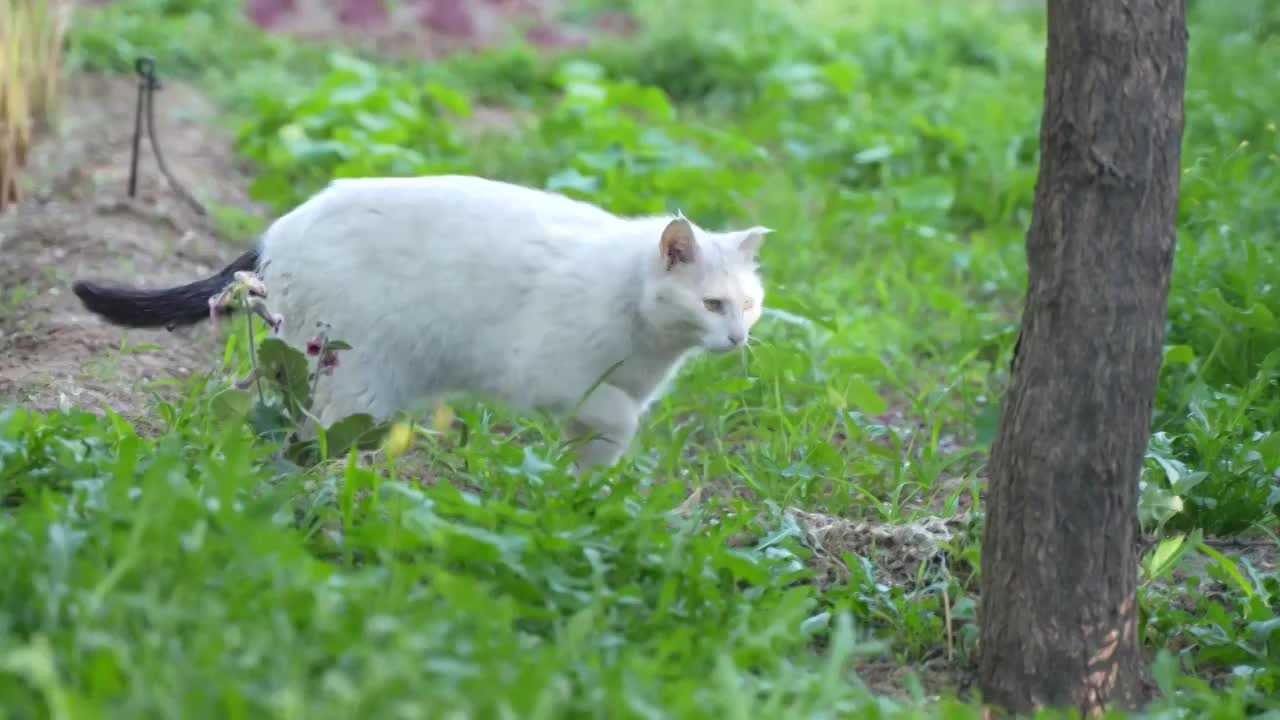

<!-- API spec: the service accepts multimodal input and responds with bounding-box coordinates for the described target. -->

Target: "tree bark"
[977,0,1187,715]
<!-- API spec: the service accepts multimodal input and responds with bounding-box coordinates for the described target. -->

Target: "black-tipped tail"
[72,248,261,330]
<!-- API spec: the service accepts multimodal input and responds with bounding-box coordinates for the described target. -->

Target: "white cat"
[73,175,770,470]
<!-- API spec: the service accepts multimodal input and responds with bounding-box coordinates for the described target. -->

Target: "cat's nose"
[727,333,744,347]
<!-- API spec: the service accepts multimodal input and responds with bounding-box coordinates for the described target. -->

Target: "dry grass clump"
[1,0,70,211]
[790,508,973,589]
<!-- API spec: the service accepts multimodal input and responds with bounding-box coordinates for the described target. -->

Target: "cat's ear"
[738,226,772,260]
[660,217,700,270]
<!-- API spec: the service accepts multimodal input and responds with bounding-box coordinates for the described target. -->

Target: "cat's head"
[641,215,769,353]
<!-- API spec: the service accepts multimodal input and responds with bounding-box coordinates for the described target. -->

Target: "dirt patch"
[463,104,536,137]
[0,72,257,420]
[854,656,973,704]
[1157,534,1280,596]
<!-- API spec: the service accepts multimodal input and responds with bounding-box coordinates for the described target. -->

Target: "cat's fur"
[73,175,770,470]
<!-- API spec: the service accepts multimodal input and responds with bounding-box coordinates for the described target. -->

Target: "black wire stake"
[127,56,207,216]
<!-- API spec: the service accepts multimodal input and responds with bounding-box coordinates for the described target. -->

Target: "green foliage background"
[2,0,1279,716]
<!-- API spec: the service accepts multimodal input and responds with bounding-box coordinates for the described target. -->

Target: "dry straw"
[0,0,70,211]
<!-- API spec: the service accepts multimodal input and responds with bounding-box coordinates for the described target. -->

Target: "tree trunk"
[977,0,1187,715]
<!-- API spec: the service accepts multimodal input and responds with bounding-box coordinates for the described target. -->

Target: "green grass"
[3,0,1280,716]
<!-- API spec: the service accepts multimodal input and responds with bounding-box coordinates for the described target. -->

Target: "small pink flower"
[233,271,268,298]
[306,336,324,356]
[319,350,340,375]
[208,288,234,322]
[247,297,282,335]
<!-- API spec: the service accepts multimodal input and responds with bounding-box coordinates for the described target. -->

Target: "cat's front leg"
[566,383,640,473]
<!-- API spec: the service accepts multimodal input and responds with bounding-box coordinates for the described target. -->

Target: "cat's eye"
[703,298,725,313]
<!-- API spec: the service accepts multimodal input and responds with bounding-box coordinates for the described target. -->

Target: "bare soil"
[0,72,255,420]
